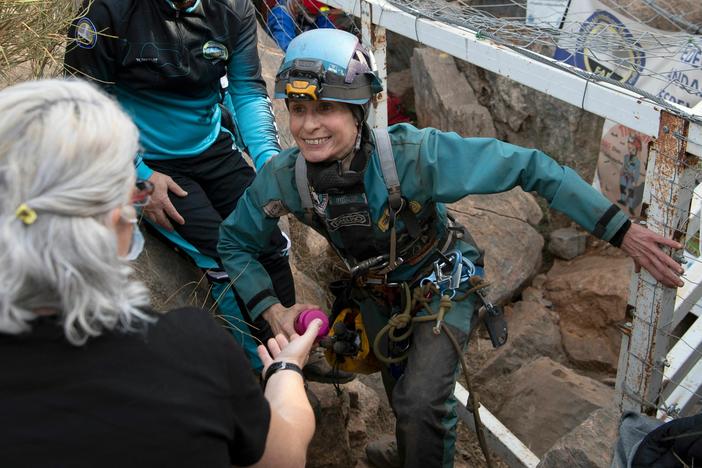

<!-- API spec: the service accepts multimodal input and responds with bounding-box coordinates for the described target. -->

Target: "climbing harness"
[371,254,505,468]
[296,127,428,278]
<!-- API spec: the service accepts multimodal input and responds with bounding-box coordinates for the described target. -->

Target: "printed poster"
[553,0,702,216]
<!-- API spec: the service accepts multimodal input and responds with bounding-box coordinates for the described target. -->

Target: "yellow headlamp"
[285,80,319,100]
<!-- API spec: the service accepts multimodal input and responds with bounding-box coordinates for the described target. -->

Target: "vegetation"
[0,0,78,87]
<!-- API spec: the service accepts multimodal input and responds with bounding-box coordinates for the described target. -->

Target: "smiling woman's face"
[288,100,358,164]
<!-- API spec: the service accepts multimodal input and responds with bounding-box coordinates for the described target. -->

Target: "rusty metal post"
[616,111,697,415]
[361,0,388,128]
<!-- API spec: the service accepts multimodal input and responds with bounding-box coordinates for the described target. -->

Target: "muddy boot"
[303,347,355,384]
[366,435,401,468]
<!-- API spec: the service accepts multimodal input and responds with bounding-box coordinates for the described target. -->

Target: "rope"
[369,278,494,467]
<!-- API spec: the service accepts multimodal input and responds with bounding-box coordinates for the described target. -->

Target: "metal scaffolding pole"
[616,112,698,415]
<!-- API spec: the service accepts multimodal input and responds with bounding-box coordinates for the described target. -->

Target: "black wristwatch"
[263,361,304,387]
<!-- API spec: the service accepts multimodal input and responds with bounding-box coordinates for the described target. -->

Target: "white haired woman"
[0,79,317,467]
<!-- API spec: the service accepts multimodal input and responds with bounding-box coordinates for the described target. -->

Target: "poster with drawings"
[552,0,702,217]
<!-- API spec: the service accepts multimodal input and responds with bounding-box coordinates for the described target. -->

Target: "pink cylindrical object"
[294,309,330,338]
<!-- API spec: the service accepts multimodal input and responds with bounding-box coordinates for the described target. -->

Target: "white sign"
[554,0,702,216]
[526,0,569,28]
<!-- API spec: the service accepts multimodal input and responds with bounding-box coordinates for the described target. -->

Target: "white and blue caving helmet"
[274,29,383,109]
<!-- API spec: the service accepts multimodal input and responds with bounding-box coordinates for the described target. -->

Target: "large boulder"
[448,188,544,304]
[494,357,614,457]
[307,382,353,468]
[545,253,633,372]
[454,61,604,180]
[412,47,497,138]
[473,300,566,409]
[537,406,620,468]
[307,379,395,468]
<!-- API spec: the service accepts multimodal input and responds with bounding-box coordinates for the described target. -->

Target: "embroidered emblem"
[377,208,390,232]
[327,211,371,231]
[202,41,229,62]
[312,192,329,217]
[262,200,290,218]
[409,200,422,214]
[74,17,98,49]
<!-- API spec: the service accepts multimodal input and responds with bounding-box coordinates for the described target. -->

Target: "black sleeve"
[218,322,271,465]
[64,0,120,87]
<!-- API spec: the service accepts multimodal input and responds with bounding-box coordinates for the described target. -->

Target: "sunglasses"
[132,179,154,208]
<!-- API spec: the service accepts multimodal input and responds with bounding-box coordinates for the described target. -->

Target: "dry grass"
[0,0,79,87]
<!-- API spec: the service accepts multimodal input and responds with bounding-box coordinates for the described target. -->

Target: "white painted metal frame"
[454,383,540,468]
[325,0,702,156]
[361,0,388,128]
[616,112,697,414]
[660,316,702,419]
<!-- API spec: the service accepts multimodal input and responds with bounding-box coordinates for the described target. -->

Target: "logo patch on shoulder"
[203,41,229,62]
[74,17,98,49]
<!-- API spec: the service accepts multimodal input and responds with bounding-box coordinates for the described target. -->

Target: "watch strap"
[263,361,304,387]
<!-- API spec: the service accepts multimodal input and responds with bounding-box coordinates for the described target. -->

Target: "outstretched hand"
[262,303,320,338]
[620,223,685,288]
[257,319,323,376]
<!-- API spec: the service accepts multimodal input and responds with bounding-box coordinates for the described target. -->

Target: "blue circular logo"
[74,17,97,49]
[575,10,646,86]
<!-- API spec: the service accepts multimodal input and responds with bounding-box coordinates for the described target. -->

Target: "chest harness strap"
[295,128,417,275]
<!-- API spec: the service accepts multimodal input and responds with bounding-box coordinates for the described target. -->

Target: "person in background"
[619,135,643,215]
[0,79,316,468]
[218,29,685,468]
[64,0,350,383]
[266,0,350,51]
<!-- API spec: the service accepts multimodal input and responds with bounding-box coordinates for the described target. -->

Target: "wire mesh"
[359,0,702,120]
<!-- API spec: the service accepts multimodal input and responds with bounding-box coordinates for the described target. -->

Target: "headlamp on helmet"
[284,59,324,100]
[274,29,383,107]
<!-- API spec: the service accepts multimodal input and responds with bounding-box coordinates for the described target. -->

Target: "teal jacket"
[218,124,629,319]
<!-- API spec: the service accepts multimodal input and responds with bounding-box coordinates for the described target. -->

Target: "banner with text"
[553,0,702,216]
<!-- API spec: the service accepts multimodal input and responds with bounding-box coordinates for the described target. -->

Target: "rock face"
[412,47,497,138]
[454,59,604,180]
[545,254,633,372]
[494,357,614,457]
[306,380,395,468]
[448,188,544,305]
[410,44,605,180]
[474,300,566,410]
[600,0,702,31]
[549,227,588,260]
[537,406,620,468]
[132,230,212,311]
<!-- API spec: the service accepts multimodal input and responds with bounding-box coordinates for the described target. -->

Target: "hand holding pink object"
[294,309,330,338]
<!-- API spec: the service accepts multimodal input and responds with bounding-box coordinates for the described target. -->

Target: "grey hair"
[0,79,152,345]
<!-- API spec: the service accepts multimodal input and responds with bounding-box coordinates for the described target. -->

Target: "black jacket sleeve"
[64,0,121,87]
